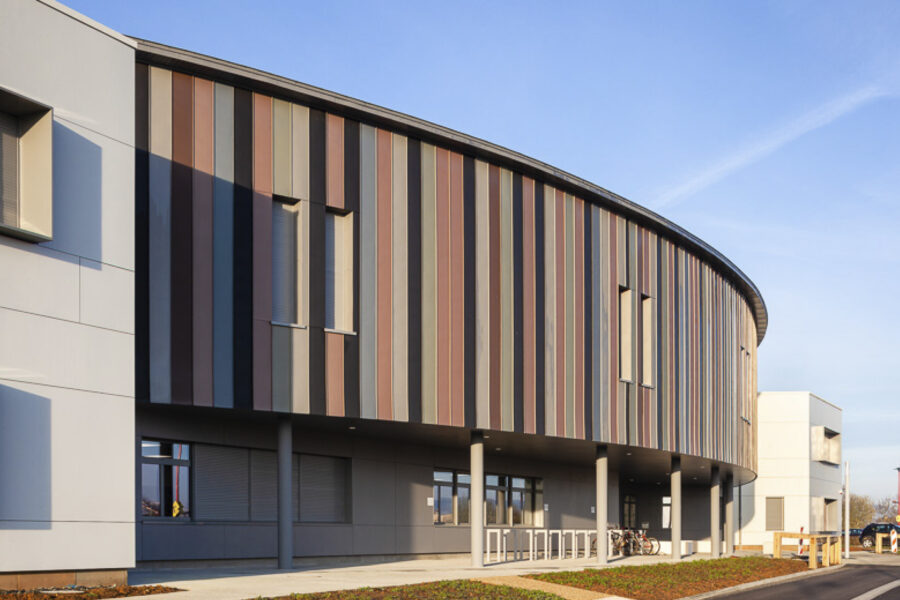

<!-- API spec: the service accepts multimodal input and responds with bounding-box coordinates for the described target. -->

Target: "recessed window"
[641,295,655,387]
[325,210,354,332]
[619,287,633,381]
[141,439,191,519]
[0,88,53,242]
[435,470,542,527]
[765,497,784,531]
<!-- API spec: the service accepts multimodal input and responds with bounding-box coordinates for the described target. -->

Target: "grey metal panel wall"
[194,445,249,521]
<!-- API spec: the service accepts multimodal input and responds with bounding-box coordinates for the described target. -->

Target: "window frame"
[140,438,192,522]
[434,469,542,527]
[324,207,355,334]
[618,287,634,382]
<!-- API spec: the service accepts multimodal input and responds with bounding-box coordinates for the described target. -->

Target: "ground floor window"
[434,470,542,526]
[141,439,191,518]
[662,496,671,529]
[623,494,637,528]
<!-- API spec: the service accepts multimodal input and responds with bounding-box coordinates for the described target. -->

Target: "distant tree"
[846,494,875,528]
[873,496,899,523]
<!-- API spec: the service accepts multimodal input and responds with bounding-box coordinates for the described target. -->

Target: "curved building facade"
[132,43,764,563]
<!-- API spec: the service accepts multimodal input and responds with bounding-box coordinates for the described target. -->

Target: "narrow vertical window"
[272,200,299,324]
[325,210,354,331]
[641,295,654,387]
[0,111,18,228]
[619,287,633,381]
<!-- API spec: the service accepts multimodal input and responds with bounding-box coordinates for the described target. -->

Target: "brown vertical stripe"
[252,93,273,411]
[435,148,451,426]
[449,151,465,427]
[522,178,535,434]
[488,165,502,430]
[574,199,584,439]
[376,129,393,420]
[555,189,565,436]
[326,332,345,417]
[170,71,194,406]
[326,113,345,209]
[192,77,214,407]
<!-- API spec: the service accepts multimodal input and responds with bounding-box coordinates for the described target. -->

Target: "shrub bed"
[255,580,564,600]
[530,556,808,600]
[0,585,179,600]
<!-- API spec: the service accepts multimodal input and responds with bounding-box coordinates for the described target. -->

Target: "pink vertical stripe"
[192,78,214,407]
[326,333,345,417]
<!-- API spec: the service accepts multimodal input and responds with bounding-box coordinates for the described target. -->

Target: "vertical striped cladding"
[138,66,758,471]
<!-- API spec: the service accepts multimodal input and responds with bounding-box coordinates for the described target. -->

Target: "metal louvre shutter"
[299,454,349,523]
[0,112,18,227]
[194,445,250,521]
[765,497,783,531]
[250,449,277,521]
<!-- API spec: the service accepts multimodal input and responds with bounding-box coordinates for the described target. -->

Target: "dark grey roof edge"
[133,37,768,343]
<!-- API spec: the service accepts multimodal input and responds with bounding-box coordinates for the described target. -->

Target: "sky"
[66,0,900,501]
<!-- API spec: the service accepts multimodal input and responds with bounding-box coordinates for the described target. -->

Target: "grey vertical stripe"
[271,325,292,413]
[149,67,172,404]
[213,83,235,408]
[358,124,377,419]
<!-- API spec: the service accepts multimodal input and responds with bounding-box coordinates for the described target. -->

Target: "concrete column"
[671,456,682,560]
[470,431,485,567]
[724,474,734,556]
[277,416,293,569]
[710,466,721,558]
[596,445,608,564]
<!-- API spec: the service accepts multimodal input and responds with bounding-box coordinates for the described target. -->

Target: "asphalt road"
[718,565,900,600]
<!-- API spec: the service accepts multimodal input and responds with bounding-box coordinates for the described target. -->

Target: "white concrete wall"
[738,392,842,553]
[0,0,135,572]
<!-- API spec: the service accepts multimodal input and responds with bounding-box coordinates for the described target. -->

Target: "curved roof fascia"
[133,38,768,343]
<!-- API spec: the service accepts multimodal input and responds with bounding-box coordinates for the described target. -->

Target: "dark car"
[859,523,900,548]
[843,528,862,538]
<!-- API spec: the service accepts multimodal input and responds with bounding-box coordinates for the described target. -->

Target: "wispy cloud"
[652,85,891,210]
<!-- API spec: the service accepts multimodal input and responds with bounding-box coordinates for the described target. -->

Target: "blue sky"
[69,0,899,501]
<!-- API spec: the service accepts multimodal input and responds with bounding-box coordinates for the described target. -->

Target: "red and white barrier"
[891,529,897,554]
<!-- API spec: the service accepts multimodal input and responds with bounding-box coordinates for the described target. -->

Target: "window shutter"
[194,445,250,521]
[0,112,18,227]
[249,449,277,521]
[765,497,783,531]
[299,454,349,523]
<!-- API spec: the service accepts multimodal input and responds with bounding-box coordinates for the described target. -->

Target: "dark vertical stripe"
[406,139,422,424]
[309,326,326,415]
[584,208,592,441]
[308,110,326,326]
[170,72,194,406]
[533,184,545,435]
[344,120,360,212]
[344,335,359,418]
[463,156,477,428]
[345,120,361,418]
[673,251,680,450]
[512,174,524,433]
[135,63,150,404]
[232,87,253,410]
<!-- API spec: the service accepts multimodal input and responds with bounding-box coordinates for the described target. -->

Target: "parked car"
[859,523,900,548]
[843,528,862,538]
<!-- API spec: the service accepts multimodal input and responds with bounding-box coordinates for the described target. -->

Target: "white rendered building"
[737,392,842,554]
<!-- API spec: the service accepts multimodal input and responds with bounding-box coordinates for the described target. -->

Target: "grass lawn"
[0,584,179,600]
[251,580,565,600]
[529,556,808,600]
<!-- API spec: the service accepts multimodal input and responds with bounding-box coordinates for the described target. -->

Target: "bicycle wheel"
[639,537,653,555]
[649,537,660,555]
